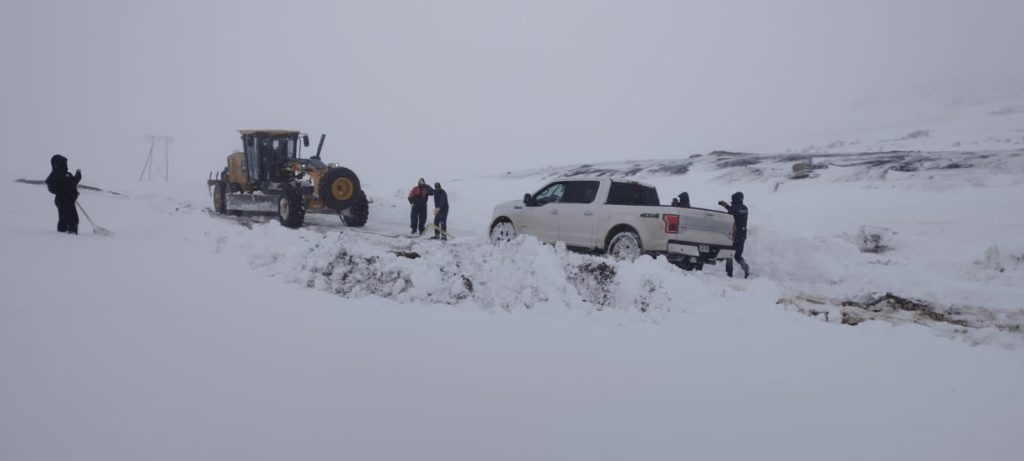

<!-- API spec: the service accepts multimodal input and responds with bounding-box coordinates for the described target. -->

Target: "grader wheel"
[320,167,361,210]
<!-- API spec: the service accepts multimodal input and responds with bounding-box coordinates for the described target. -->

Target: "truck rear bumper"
[666,240,735,261]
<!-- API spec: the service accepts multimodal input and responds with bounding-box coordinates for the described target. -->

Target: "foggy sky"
[2,0,1023,183]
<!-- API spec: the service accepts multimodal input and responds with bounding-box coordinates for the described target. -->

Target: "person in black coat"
[718,191,750,278]
[407,178,434,234]
[431,182,449,240]
[674,191,690,207]
[45,154,82,234]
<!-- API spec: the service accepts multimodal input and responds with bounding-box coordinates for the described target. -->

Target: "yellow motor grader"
[207,130,368,228]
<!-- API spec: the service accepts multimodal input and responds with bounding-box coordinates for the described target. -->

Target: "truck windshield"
[606,182,660,206]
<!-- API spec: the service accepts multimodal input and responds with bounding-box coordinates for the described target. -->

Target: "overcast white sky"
[2,0,1023,183]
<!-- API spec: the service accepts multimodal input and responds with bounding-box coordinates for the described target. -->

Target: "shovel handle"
[75,201,97,227]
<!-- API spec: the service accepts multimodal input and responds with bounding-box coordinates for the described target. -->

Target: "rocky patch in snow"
[853,226,898,254]
[779,292,1024,348]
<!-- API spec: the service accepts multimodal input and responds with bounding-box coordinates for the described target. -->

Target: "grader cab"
[208,130,368,228]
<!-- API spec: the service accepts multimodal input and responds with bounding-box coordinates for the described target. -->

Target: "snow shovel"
[76,201,113,236]
[417,223,453,240]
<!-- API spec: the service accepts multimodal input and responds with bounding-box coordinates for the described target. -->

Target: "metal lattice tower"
[139,135,173,181]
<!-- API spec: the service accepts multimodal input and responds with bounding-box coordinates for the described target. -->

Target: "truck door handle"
[551,210,559,215]
[583,211,594,216]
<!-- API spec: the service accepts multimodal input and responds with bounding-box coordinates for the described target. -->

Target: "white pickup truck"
[489,178,736,269]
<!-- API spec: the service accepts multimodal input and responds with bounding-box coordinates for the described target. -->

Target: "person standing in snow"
[431,182,449,240]
[45,154,82,234]
[718,191,751,278]
[408,178,434,235]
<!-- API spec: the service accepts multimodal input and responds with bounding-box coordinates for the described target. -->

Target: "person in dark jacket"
[45,154,82,234]
[674,192,690,207]
[407,178,434,234]
[718,191,750,278]
[431,182,449,240]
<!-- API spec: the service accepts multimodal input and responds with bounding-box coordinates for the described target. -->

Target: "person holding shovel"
[431,182,449,240]
[45,154,81,234]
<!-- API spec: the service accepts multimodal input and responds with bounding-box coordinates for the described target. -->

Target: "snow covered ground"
[2,149,1024,460]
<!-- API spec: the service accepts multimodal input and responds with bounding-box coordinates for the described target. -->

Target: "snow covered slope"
[767,92,1024,155]
[2,149,1024,460]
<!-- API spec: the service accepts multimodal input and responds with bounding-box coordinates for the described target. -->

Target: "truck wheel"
[607,230,642,261]
[490,219,516,243]
[340,191,369,227]
[213,181,227,214]
[321,167,361,211]
[278,191,305,228]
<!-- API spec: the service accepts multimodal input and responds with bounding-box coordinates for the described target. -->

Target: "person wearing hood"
[431,182,449,240]
[718,191,750,278]
[45,154,82,234]
[407,178,434,234]
[673,192,690,207]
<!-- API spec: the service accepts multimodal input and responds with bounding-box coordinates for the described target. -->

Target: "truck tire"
[213,181,227,214]
[278,190,305,228]
[673,258,704,271]
[490,219,517,243]
[340,190,369,227]
[321,167,361,211]
[606,229,642,261]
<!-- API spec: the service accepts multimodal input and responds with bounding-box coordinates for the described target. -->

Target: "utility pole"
[139,135,173,181]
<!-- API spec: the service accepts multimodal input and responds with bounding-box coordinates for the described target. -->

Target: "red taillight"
[663,214,679,233]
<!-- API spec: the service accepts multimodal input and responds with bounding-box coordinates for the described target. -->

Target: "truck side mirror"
[523,193,535,206]
[302,134,310,147]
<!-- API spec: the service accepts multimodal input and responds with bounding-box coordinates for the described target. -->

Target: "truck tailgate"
[677,209,734,246]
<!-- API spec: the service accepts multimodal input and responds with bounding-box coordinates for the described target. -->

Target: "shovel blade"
[93,226,113,237]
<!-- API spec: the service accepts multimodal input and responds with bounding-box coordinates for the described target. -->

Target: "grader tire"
[277,190,306,229]
[213,181,227,214]
[321,167,361,211]
[341,191,369,227]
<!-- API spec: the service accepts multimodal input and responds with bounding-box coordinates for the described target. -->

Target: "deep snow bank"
[204,218,768,316]
[200,211,1023,347]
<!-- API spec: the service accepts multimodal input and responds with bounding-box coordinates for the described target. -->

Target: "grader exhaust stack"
[314,134,326,159]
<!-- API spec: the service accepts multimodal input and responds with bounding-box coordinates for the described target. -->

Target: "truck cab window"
[606,182,660,206]
[561,181,601,204]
